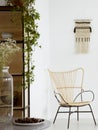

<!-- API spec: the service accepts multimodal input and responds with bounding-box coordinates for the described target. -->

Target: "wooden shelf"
[0,6,28,118]
[0,6,22,11]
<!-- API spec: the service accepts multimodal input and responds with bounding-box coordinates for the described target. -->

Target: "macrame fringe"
[74,19,91,53]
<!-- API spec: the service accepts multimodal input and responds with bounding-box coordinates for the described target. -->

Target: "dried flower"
[0,38,21,69]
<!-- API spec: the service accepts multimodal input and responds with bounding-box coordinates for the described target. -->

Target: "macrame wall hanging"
[74,19,92,53]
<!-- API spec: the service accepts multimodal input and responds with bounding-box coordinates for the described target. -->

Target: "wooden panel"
[9,43,23,74]
[0,11,22,40]
[13,76,23,107]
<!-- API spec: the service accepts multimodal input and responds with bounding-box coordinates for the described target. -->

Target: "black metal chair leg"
[88,104,96,125]
[67,107,71,129]
[77,106,79,121]
[53,106,61,124]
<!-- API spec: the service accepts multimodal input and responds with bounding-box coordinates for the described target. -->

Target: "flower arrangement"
[0,38,21,70]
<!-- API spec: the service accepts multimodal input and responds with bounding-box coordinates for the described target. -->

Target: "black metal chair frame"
[53,90,96,129]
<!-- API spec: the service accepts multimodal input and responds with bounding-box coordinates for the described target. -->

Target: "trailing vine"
[23,0,40,88]
[6,0,40,88]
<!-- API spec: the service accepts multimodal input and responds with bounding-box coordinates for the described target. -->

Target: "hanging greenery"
[6,0,40,88]
[23,0,40,88]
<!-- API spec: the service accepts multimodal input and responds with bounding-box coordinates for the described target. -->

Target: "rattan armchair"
[48,68,96,129]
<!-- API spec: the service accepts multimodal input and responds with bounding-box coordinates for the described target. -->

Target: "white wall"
[30,0,98,119]
[49,0,98,119]
[30,0,50,119]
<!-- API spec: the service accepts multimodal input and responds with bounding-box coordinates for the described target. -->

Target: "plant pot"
[1,32,13,39]
[0,0,7,6]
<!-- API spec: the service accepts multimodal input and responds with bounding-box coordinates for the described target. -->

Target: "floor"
[45,119,98,130]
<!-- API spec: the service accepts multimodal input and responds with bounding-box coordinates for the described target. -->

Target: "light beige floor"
[45,119,98,130]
